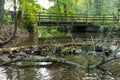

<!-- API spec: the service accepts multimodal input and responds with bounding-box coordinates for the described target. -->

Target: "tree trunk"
[0,0,17,47]
[94,0,102,15]
[0,0,4,28]
[17,0,23,20]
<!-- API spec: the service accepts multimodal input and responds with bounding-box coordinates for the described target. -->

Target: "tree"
[0,0,17,47]
[18,0,42,36]
[0,0,4,28]
[94,0,103,15]
[117,0,120,8]
[117,0,120,13]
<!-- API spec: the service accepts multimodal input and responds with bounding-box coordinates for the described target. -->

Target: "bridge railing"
[37,13,120,25]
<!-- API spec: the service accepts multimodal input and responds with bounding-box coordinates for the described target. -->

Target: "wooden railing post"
[38,12,40,26]
[103,14,105,24]
[86,14,87,23]
[118,14,119,23]
[71,14,74,26]
[57,13,58,21]
[49,14,51,21]
[57,13,59,25]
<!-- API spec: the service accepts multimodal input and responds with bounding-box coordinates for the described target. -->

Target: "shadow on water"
[4,32,99,47]
[38,32,99,44]
[4,32,119,47]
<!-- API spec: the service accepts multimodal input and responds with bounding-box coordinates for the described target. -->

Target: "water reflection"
[0,67,7,80]
[38,62,52,65]
[11,68,18,80]
[36,62,52,80]
[0,63,120,80]
[36,68,51,80]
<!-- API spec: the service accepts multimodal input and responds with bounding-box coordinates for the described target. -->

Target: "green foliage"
[3,11,13,23]
[98,25,109,33]
[22,14,34,34]
[102,0,118,14]
[48,0,77,14]
[38,26,67,38]
[19,0,42,35]
[98,23,120,33]
[48,0,119,14]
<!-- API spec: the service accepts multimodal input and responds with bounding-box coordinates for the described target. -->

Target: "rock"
[0,59,4,65]
[0,54,11,63]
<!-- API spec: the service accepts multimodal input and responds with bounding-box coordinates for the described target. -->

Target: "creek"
[1,32,120,80]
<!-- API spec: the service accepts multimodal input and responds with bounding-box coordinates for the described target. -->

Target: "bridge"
[37,13,120,26]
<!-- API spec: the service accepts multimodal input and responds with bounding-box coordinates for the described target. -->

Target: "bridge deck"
[38,22,94,26]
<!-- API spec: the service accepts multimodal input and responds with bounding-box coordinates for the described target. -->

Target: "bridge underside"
[38,21,99,32]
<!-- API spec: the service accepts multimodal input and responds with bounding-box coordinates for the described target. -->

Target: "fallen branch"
[9,57,86,69]
[90,56,120,68]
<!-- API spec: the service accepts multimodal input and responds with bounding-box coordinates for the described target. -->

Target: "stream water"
[0,61,120,80]
[1,32,120,80]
